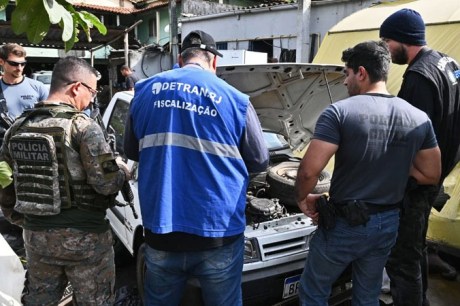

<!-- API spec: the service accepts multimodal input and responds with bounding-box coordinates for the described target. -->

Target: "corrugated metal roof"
[179,0,344,19]
[233,0,297,10]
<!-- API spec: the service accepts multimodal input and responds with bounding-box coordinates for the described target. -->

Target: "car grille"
[258,231,310,261]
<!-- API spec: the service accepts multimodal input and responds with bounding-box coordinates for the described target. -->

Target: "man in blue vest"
[124,30,269,305]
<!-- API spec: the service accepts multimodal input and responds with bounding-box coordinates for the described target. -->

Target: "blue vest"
[131,67,250,237]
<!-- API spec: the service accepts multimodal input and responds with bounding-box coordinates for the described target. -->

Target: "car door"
[103,96,133,252]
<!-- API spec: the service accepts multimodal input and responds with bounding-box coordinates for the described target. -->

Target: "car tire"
[266,161,331,207]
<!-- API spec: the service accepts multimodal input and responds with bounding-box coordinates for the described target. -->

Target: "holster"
[316,195,337,230]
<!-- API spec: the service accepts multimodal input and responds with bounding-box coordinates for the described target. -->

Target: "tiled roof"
[73,3,132,14]
[72,0,169,14]
[134,0,171,13]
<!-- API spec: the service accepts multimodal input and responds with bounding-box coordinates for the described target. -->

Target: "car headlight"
[244,237,261,263]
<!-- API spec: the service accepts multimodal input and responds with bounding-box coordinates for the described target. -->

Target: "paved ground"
[425,252,460,306]
[428,274,460,306]
[1,216,459,306]
[113,252,460,306]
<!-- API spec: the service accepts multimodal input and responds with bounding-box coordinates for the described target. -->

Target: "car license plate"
[283,274,300,299]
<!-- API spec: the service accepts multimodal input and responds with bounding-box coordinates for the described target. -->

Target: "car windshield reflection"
[263,131,290,152]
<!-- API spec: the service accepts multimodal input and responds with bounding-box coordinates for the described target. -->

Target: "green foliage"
[0,161,12,188]
[0,0,8,10]
[6,0,107,52]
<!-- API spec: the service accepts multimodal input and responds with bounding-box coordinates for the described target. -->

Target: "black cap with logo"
[181,30,223,57]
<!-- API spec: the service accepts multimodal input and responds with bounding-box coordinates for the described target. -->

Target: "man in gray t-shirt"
[317,94,435,204]
[294,41,441,306]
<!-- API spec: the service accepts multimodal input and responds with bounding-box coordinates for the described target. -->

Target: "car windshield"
[263,131,290,151]
[36,75,51,84]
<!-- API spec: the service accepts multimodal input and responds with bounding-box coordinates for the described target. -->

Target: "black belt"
[333,201,400,215]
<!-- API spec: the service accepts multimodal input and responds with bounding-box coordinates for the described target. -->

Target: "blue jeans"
[143,235,244,306]
[299,209,400,306]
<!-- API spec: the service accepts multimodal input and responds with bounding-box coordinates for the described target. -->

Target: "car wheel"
[266,161,331,206]
[313,170,332,194]
[136,243,147,303]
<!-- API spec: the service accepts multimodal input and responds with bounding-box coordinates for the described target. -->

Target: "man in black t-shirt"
[120,65,140,91]
[380,8,460,306]
[295,40,441,306]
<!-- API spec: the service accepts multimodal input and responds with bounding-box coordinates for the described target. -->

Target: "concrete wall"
[180,0,375,62]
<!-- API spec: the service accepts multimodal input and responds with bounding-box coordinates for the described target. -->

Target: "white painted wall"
[180,0,375,62]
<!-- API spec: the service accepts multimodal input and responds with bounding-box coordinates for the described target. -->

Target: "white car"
[31,70,52,89]
[103,63,351,305]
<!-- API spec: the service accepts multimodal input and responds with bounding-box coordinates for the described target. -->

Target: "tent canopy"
[313,0,460,94]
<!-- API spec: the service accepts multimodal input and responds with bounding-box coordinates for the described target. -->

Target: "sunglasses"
[67,81,98,99]
[5,60,27,67]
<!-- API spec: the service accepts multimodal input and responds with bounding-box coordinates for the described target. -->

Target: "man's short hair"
[0,43,26,60]
[341,41,391,83]
[50,56,98,93]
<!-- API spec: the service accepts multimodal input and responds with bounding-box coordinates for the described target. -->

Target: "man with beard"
[380,8,460,306]
[295,40,440,306]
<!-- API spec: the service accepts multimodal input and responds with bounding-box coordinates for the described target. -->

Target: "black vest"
[405,49,460,181]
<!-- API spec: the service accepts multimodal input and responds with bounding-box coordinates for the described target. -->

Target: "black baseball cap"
[181,30,223,57]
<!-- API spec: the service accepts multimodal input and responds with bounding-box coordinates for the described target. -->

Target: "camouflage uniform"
[0,102,126,305]
[23,228,115,305]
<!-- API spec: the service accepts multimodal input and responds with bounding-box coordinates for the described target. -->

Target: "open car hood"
[217,63,347,151]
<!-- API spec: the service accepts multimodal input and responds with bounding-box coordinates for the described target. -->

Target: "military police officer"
[0,56,130,305]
